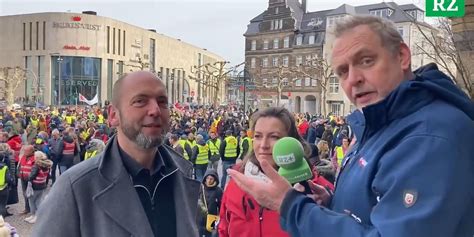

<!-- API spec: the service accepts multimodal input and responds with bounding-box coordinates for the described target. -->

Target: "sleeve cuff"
[280,189,304,217]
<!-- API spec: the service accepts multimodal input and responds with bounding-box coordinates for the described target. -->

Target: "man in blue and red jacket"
[228,15,474,237]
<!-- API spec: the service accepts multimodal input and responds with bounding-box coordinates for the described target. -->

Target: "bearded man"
[33,71,200,237]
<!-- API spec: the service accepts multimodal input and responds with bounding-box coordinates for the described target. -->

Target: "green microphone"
[273,137,313,193]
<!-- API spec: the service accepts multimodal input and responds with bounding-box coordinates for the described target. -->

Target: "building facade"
[245,0,439,116]
[451,0,474,99]
[0,11,226,107]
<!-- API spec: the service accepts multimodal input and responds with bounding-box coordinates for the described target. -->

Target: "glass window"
[328,17,334,26]
[417,11,424,21]
[107,59,113,100]
[305,55,312,65]
[296,35,303,45]
[296,56,303,66]
[284,36,290,48]
[282,78,289,86]
[123,30,126,56]
[25,56,33,99]
[312,54,318,66]
[251,40,257,50]
[275,7,279,14]
[272,57,279,67]
[272,78,278,86]
[279,19,283,29]
[51,56,101,106]
[304,77,311,86]
[311,79,318,87]
[273,38,279,49]
[263,40,269,50]
[283,56,289,67]
[150,38,156,72]
[329,76,339,94]
[308,35,315,44]
[331,103,341,116]
[118,61,124,76]
[262,58,268,67]
[263,78,268,87]
[295,78,302,87]
[251,58,256,68]
[107,26,110,54]
[397,26,404,38]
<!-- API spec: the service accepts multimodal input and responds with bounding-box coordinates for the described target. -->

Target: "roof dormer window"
[369,8,393,18]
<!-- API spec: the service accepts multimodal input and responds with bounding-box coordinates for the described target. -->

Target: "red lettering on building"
[63,45,90,51]
[63,45,77,50]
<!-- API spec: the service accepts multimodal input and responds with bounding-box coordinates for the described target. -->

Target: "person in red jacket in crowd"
[297,117,310,140]
[5,128,22,164]
[218,107,333,237]
[18,145,35,215]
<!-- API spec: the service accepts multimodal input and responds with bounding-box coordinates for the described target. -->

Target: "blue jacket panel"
[280,63,474,237]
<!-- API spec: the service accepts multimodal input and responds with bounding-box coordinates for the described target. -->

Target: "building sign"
[63,80,99,87]
[52,22,101,31]
[63,45,90,50]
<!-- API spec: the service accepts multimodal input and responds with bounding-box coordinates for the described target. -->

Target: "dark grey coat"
[32,136,200,237]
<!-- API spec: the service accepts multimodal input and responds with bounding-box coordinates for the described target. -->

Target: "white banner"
[79,93,99,105]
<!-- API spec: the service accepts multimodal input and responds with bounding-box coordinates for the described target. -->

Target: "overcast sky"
[0,0,423,66]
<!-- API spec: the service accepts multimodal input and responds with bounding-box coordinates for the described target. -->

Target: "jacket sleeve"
[185,144,193,159]
[219,140,226,159]
[218,187,229,237]
[28,165,39,182]
[32,173,81,237]
[58,141,64,159]
[240,140,249,160]
[280,135,473,237]
[190,146,198,164]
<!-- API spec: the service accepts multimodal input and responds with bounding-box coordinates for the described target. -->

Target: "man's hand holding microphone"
[228,137,331,213]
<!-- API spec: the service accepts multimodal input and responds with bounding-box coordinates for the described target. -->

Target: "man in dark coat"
[33,71,200,237]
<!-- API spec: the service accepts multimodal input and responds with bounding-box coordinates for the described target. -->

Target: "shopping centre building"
[0,11,226,106]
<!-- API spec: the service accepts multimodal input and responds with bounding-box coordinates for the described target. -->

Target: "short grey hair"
[196,134,204,143]
[334,15,403,55]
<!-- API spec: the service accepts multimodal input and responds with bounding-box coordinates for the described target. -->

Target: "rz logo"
[426,0,464,17]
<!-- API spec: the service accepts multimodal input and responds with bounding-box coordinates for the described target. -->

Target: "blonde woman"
[317,140,330,160]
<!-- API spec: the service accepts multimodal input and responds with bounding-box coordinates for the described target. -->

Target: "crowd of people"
[0,96,349,236]
[0,14,472,237]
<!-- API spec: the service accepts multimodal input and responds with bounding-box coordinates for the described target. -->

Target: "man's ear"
[399,42,411,71]
[108,105,120,127]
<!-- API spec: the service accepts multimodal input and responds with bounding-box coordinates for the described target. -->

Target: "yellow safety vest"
[65,116,73,125]
[178,139,190,160]
[80,130,90,141]
[30,118,39,127]
[239,137,253,158]
[335,146,345,166]
[98,114,104,124]
[187,140,197,149]
[207,139,221,155]
[224,136,238,158]
[195,144,209,165]
[0,166,7,190]
[84,150,98,160]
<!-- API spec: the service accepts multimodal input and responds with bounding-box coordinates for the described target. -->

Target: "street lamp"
[237,67,251,114]
[24,69,41,104]
[50,53,63,106]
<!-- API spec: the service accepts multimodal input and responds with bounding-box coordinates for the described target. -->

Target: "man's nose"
[347,67,364,86]
[147,100,162,117]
